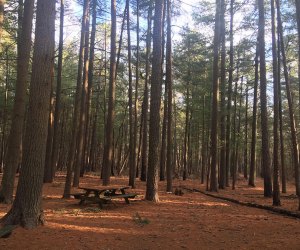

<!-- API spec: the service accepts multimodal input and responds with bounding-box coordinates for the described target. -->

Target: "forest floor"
[0,173,300,250]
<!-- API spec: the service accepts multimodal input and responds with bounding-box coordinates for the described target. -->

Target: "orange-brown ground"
[0,173,300,250]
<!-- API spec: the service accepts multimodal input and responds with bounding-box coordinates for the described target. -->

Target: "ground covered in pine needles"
[0,173,300,249]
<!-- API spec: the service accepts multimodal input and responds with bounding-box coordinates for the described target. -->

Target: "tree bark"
[1,0,55,228]
[146,0,164,202]
[0,0,5,42]
[0,0,34,204]
[63,0,89,197]
[50,0,64,181]
[258,0,272,197]
[225,0,234,187]
[210,0,221,192]
[244,84,248,179]
[127,0,136,188]
[219,0,226,189]
[166,0,172,192]
[140,4,152,182]
[102,0,117,186]
[271,0,280,206]
[73,0,90,187]
[249,46,259,187]
[277,0,300,196]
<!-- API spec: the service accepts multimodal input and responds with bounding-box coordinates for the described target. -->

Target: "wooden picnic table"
[71,186,137,208]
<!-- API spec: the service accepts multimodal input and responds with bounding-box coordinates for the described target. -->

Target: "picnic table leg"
[98,201,103,209]
[121,188,130,204]
[79,190,91,205]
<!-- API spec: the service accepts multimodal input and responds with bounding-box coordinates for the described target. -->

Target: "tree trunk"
[0,0,5,42]
[165,0,172,192]
[0,48,9,172]
[277,9,286,193]
[63,0,89,197]
[73,0,90,187]
[258,0,272,197]
[271,0,280,206]
[102,0,117,186]
[140,5,152,182]
[209,0,221,192]
[244,84,249,179]
[160,77,168,181]
[277,0,300,196]
[135,0,140,178]
[43,89,54,183]
[225,0,234,188]
[296,0,300,127]
[146,0,164,202]
[1,0,55,228]
[249,46,259,187]
[84,0,97,173]
[127,0,136,188]
[50,0,64,181]
[0,0,34,204]
[219,0,226,189]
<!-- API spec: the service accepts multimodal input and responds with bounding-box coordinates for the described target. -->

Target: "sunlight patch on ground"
[162,199,229,207]
[43,195,64,199]
[201,202,230,207]
[47,221,135,234]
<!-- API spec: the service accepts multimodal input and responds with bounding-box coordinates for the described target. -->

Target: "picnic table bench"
[71,186,137,208]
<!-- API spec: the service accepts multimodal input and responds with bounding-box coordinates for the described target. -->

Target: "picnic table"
[71,186,137,208]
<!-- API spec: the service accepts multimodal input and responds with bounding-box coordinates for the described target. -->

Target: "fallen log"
[180,186,300,219]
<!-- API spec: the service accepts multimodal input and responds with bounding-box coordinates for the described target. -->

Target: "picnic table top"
[78,186,130,192]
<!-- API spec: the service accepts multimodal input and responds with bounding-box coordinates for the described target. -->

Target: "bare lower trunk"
[0,0,34,204]
[1,0,55,228]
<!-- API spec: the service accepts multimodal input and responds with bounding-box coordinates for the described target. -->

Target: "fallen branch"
[180,186,300,219]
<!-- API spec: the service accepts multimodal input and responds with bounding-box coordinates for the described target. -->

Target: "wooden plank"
[110,193,137,199]
[70,193,85,199]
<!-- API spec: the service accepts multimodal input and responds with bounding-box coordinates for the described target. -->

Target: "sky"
[60,0,204,45]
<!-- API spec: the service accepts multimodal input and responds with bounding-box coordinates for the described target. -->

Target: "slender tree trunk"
[135,0,140,178]
[277,9,286,193]
[232,71,239,190]
[0,48,9,172]
[201,95,206,184]
[146,0,164,202]
[271,0,280,206]
[295,0,300,207]
[160,76,168,181]
[84,0,97,173]
[73,0,90,187]
[244,84,249,179]
[278,0,300,196]
[0,0,5,42]
[102,0,117,186]
[0,0,34,204]
[225,0,234,187]
[116,5,127,79]
[296,0,300,126]
[50,0,64,181]
[210,0,221,192]
[258,0,272,197]
[1,0,55,228]
[166,0,172,192]
[140,5,152,182]
[249,47,259,187]
[44,89,54,182]
[127,0,136,188]
[63,0,89,197]
[219,0,226,189]
[183,58,190,181]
